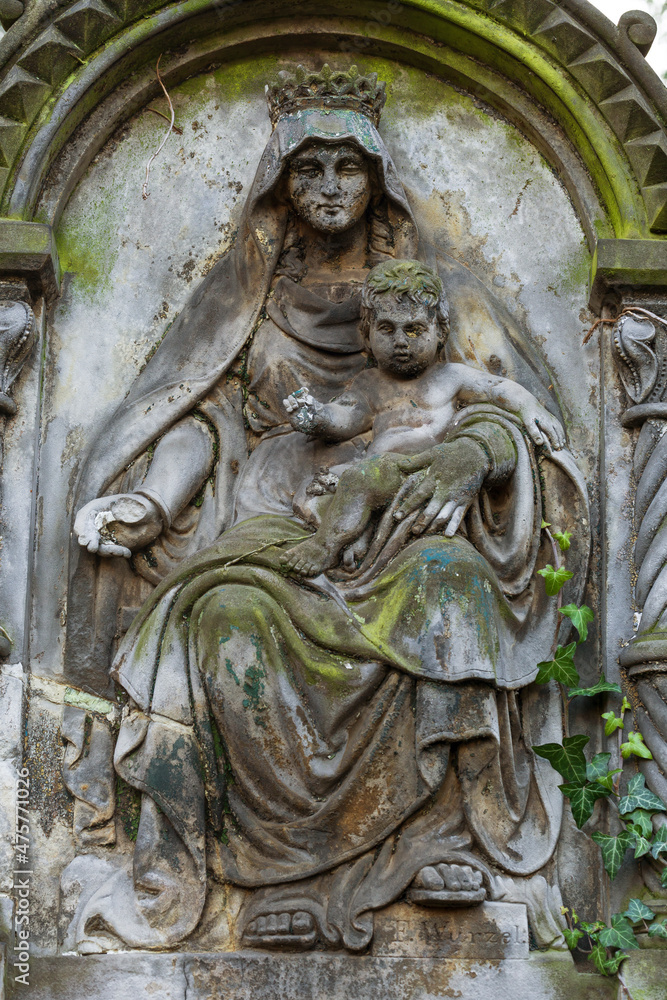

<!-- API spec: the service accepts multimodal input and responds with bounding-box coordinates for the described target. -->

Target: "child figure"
[280,259,564,576]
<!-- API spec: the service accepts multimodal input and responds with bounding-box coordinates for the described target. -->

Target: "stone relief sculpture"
[61,66,591,954]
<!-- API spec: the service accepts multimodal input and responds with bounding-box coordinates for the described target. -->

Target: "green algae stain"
[555,239,592,298]
[225,657,240,686]
[244,636,267,726]
[56,217,119,300]
[116,776,141,842]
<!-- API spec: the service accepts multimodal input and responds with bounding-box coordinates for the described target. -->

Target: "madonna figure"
[66,66,589,952]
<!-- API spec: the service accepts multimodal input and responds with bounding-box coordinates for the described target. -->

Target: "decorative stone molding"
[591,239,667,311]
[0,219,59,302]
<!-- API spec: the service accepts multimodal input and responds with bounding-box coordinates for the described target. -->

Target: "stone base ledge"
[14,952,621,1000]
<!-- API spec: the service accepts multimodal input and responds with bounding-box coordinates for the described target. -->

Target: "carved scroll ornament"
[0,299,34,419]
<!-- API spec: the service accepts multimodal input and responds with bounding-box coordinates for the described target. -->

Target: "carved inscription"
[372,902,529,960]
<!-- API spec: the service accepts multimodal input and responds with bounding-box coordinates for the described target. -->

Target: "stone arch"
[0,0,663,245]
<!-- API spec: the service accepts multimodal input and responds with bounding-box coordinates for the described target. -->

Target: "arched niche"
[0,0,663,241]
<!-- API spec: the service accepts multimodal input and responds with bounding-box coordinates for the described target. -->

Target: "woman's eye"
[339,161,363,174]
[294,164,321,177]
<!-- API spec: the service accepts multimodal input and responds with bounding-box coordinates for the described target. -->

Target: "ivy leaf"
[533,734,589,782]
[537,564,574,596]
[632,831,652,859]
[580,919,605,935]
[621,731,653,760]
[619,774,666,815]
[590,941,626,976]
[595,769,622,792]
[662,869,667,889]
[589,941,607,974]
[563,927,584,949]
[553,529,572,552]
[592,944,627,976]
[586,752,612,782]
[598,914,640,951]
[591,829,632,879]
[651,826,667,860]
[559,780,610,828]
[541,519,551,529]
[568,674,622,699]
[648,919,667,939]
[623,898,656,924]
[625,809,654,838]
[560,603,594,643]
[602,711,625,737]
[535,643,579,686]
[621,696,632,714]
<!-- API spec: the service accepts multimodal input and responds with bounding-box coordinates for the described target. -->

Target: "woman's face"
[285,141,371,233]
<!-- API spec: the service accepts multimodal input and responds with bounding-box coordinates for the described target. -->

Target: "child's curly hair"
[360,260,450,348]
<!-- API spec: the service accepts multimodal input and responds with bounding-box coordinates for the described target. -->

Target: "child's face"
[367,297,441,377]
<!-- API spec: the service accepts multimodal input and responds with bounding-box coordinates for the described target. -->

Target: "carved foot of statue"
[243,909,317,949]
[407,863,486,906]
[342,524,373,570]
[281,537,337,577]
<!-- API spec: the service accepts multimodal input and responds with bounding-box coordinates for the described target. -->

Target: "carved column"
[0,220,58,662]
[594,240,667,894]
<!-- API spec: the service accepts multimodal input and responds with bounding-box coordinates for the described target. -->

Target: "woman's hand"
[394,438,491,537]
[74,494,164,558]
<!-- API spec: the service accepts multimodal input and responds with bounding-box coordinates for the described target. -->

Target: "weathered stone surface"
[621,951,667,1000]
[18,952,620,1000]
[22,954,185,1000]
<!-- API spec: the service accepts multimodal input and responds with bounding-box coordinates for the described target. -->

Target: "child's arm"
[451,364,566,450]
[283,386,373,441]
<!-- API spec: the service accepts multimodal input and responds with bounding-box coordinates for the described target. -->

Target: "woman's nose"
[321,168,341,196]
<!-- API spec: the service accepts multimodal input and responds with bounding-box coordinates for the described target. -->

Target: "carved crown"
[265,64,386,127]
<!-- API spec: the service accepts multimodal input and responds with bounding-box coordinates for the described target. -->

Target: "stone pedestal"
[20,952,619,1000]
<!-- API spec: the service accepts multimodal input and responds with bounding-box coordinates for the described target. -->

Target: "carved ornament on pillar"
[0,298,35,419]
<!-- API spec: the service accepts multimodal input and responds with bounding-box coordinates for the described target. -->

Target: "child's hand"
[521,401,565,450]
[283,387,325,434]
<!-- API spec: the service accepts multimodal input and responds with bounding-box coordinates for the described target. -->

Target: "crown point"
[266,64,386,128]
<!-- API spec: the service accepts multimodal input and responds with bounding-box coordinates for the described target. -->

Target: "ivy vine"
[532,523,667,991]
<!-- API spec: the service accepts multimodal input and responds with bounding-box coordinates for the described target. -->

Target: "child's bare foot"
[281,537,338,576]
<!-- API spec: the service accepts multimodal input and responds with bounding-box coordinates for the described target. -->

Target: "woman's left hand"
[394,438,491,536]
